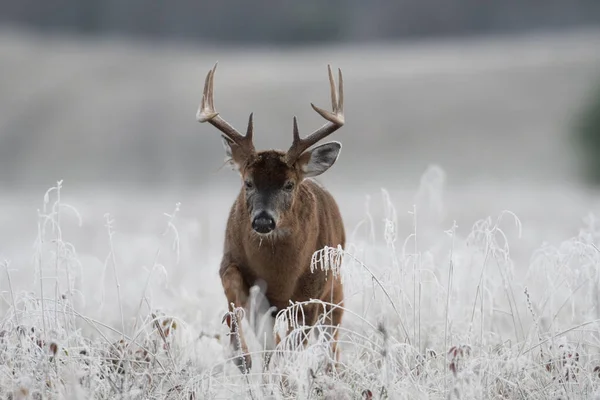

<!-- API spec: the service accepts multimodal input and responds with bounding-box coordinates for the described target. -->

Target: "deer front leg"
[267,302,319,372]
[220,264,252,373]
[274,302,320,350]
[323,280,345,374]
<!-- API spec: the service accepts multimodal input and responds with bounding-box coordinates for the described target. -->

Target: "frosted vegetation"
[2,168,600,399]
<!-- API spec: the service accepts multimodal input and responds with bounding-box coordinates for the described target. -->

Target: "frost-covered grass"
[3,171,600,399]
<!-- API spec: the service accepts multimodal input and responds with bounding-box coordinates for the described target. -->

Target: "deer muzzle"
[252,210,276,234]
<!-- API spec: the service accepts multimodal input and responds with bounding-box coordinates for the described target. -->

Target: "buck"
[196,63,346,373]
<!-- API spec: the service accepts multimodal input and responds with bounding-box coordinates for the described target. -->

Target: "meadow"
[2,175,600,399]
[2,28,600,399]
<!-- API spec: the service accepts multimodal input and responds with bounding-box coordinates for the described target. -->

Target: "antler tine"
[328,64,337,113]
[246,112,254,141]
[292,116,300,143]
[198,63,218,122]
[286,64,345,164]
[337,67,343,113]
[196,62,255,156]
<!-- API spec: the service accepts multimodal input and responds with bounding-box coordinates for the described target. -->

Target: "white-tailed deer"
[196,63,346,373]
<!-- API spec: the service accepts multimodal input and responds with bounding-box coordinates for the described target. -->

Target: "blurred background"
[1,1,600,296]
[1,0,600,192]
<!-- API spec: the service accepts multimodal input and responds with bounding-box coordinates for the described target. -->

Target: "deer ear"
[298,141,341,178]
[221,136,241,173]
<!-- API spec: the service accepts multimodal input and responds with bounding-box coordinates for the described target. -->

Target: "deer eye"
[283,181,294,191]
[244,180,254,189]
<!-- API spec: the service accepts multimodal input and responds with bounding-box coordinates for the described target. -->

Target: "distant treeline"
[2,0,600,44]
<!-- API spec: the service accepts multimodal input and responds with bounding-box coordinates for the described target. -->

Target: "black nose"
[252,212,275,234]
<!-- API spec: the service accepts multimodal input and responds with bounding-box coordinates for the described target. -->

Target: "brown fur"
[196,63,347,373]
[220,150,345,372]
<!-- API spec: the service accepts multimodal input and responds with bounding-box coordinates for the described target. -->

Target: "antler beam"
[285,64,345,164]
[196,63,255,157]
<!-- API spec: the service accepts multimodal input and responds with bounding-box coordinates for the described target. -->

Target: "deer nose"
[252,211,275,234]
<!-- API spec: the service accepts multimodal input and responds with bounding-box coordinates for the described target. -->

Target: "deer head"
[196,63,345,235]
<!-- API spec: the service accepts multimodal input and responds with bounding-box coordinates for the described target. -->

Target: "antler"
[196,62,255,157]
[285,64,344,164]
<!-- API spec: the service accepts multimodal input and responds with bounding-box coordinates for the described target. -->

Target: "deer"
[196,63,346,374]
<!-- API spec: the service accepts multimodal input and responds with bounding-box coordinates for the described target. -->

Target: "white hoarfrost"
[2,170,600,399]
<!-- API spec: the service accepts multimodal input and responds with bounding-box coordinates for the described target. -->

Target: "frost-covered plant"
[2,171,600,399]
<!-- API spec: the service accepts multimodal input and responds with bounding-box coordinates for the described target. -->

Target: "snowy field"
[2,28,600,398]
